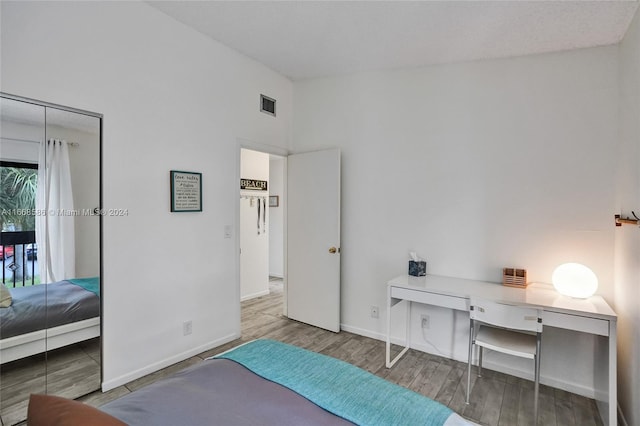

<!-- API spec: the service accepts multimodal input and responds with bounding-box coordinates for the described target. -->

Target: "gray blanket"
[101,358,354,426]
[0,281,100,339]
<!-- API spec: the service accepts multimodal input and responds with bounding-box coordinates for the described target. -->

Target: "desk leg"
[386,292,411,368]
[386,285,392,367]
[594,321,617,426]
[607,322,617,426]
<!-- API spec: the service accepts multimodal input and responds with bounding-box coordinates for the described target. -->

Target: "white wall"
[293,47,619,397]
[616,7,640,426]
[269,156,284,278]
[240,149,269,300]
[0,1,292,389]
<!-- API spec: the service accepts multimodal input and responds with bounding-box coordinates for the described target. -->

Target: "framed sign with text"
[170,170,202,212]
[240,178,268,191]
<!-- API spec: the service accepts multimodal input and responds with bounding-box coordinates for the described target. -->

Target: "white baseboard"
[617,402,629,426]
[480,359,595,399]
[340,322,596,398]
[101,332,240,392]
[340,324,384,341]
[241,289,270,301]
[340,324,463,361]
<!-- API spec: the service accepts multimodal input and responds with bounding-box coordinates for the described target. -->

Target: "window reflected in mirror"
[0,94,102,425]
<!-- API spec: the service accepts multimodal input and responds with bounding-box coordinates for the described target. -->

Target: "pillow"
[27,394,127,426]
[0,283,11,307]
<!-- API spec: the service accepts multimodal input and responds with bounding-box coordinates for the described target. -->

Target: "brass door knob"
[329,247,337,254]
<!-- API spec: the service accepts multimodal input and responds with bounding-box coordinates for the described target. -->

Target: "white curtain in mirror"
[36,139,75,282]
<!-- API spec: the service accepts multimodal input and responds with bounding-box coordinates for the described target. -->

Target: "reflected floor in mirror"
[0,338,100,425]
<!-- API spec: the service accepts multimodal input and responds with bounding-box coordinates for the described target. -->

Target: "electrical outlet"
[421,315,430,329]
[183,320,193,336]
[370,306,379,319]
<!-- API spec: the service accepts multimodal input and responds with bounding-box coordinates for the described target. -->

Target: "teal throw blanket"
[68,276,100,297]
[214,339,453,426]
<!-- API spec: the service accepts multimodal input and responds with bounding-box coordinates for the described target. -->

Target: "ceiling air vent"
[260,94,276,117]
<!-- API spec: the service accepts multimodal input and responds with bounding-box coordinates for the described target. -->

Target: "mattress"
[101,340,473,426]
[0,279,100,339]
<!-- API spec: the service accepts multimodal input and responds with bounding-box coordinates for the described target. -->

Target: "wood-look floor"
[3,280,604,426]
[0,338,101,426]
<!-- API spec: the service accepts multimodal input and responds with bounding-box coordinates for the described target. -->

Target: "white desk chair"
[466,298,543,423]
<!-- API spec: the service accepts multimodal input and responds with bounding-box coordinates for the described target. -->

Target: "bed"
[93,339,473,426]
[0,277,100,364]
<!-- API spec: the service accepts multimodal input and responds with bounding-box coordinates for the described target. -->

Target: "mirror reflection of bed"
[0,94,102,426]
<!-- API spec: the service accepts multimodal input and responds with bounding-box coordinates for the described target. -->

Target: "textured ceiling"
[148,1,639,81]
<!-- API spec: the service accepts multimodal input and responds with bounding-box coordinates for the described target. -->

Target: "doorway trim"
[236,138,289,318]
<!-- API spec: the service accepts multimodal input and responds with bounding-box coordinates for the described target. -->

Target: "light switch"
[224,225,232,239]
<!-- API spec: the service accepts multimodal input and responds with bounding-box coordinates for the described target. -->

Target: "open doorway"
[237,144,341,334]
[239,147,286,320]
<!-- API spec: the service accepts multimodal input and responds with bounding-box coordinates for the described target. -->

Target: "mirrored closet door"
[0,93,102,425]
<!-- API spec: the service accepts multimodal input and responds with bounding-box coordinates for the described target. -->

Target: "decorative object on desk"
[552,263,598,298]
[269,195,279,207]
[408,252,426,277]
[502,268,528,288]
[170,170,202,212]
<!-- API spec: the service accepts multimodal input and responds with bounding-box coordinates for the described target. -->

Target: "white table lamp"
[552,263,598,299]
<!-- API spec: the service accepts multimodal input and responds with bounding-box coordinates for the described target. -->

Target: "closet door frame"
[1,91,104,384]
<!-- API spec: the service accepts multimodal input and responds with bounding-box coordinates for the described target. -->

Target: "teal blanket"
[67,277,100,297]
[214,339,453,426]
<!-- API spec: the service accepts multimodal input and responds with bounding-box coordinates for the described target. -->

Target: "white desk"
[385,274,617,426]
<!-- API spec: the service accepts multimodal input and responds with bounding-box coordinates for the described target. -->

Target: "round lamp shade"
[552,263,598,299]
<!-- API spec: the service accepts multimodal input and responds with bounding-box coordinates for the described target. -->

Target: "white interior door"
[287,148,341,332]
